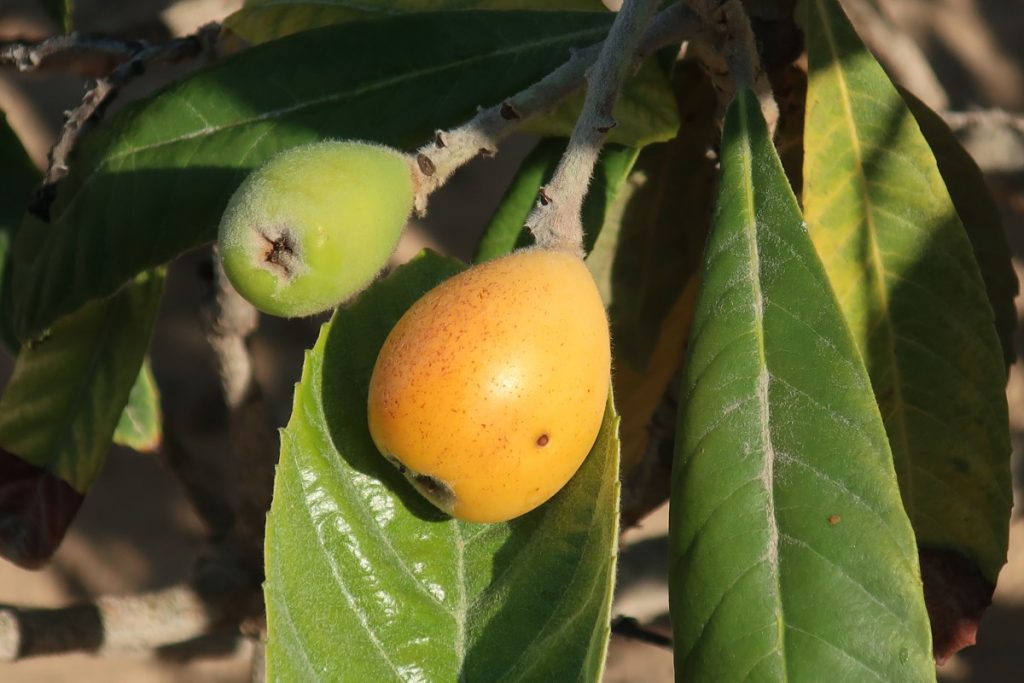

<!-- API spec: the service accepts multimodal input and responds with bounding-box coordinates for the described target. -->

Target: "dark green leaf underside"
[0,111,39,352]
[265,251,620,681]
[0,271,164,491]
[225,0,605,46]
[669,89,933,680]
[9,11,617,342]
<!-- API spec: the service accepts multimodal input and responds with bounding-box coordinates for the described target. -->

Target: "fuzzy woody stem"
[411,1,700,215]
[686,0,777,132]
[523,0,663,254]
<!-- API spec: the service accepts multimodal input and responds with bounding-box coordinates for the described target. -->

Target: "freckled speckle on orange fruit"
[367,248,611,523]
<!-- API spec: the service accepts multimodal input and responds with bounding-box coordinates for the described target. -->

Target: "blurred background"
[1,0,1023,680]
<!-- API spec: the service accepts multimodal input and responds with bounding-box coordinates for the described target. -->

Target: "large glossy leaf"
[226,0,604,45]
[265,251,620,681]
[902,89,1018,370]
[112,359,162,453]
[670,89,933,680]
[225,3,678,148]
[8,11,618,343]
[0,271,164,567]
[803,0,1011,588]
[476,140,638,263]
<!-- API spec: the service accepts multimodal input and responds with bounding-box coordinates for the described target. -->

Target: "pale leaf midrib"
[286,421,406,680]
[737,102,787,678]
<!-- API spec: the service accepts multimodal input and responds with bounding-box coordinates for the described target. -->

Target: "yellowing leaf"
[803,0,1011,584]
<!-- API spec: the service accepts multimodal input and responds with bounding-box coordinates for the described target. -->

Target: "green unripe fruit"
[218,140,415,317]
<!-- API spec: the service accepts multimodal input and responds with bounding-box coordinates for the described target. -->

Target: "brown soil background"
[1,0,1023,680]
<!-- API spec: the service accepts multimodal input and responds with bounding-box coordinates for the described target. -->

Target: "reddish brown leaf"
[0,447,83,569]
[920,548,996,663]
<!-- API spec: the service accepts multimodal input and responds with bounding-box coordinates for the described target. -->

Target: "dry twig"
[841,0,949,110]
[21,24,222,219]
[942,108,1024,136]
[0,565,259,664]
[1,33,143,72]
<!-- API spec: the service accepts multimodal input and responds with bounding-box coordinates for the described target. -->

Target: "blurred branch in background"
[842,0,949,110]
[0,568,259,663]
[843,0,1024,173]
[1,24,223,217]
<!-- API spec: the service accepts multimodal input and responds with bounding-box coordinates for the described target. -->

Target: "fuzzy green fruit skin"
[218,141,414,317]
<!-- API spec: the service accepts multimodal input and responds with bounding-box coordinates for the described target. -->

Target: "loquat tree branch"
[942,108,1024,136]
[841,0,949,111]
[0,558,260,663]
[199,253,278,580]
[523,0,663,254]
[1,33,145,73]
[685,0,777,131]
[22,24,222,220]
[411,1,700,215]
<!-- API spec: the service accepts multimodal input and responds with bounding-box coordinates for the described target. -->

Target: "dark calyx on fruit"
[259,227,300,279]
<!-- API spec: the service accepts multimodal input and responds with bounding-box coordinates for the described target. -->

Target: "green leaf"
[8,11,618,343]
[224,3,678,147]
[0,113,37,227]
[803,0,1011,583]
[0,112,161,455]
[112,360,162,453]
[670,89,933,680]
[265,251,619,681]
[0,111,39,352]
[475,140,638,263]
[226,0,605,45]
[0,271,163,567]
[902,89,1018,370]
[586,61,717,372]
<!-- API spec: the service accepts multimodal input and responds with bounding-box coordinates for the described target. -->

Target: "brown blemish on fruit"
[259,227,299,279]
[410,473,456,512]
[383,453,407,474]
[383,452,456,513]
[536,434,549,447]
[827,514,841,525]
